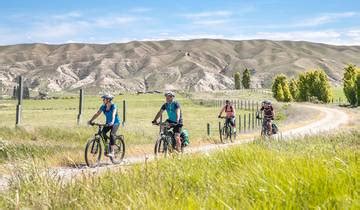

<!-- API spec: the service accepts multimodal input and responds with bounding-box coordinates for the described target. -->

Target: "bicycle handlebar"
[152,121,178,127]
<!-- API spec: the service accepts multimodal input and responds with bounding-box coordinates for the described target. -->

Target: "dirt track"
[0,104,351,190]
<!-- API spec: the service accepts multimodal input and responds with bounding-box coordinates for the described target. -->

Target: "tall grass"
[1,131,359,209]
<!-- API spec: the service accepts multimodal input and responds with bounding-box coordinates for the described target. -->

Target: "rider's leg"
[173,124,182,152]
[102,126,111,155]
[174,133,181,152]
[267,120,272,135]
[109,124,119,156]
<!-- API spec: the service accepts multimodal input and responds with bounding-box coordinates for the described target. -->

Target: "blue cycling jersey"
[100,104,120,125]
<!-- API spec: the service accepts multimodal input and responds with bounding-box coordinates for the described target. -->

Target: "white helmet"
[164,91,175,97]
[101,94,113,100]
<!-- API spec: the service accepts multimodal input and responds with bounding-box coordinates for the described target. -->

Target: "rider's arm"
[89,110,102,123]
[176,108,180,123]
[271,107,275,119]
[233,106,236,115]
[218,106,225,117]
[153,109,164,122]
[111,107,117,125]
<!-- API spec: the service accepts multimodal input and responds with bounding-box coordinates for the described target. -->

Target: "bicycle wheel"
[219,126,224,143]
[154,137,168,157]
[110,135,126,164]
[229,126,234,143]
[85,137,102,167]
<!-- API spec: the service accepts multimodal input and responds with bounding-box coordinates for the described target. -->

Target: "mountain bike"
[85,123,125,167]
[256,114,276,138]
[153,121,186,157]
[218,116,236,143]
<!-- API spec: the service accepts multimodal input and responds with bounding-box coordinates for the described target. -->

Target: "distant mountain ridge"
[0,39,359,93]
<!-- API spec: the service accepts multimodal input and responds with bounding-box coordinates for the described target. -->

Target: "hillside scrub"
[1,131,359,209]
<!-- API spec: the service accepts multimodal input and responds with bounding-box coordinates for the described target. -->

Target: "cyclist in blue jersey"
[152,91,183,152]
[88,94,120,158]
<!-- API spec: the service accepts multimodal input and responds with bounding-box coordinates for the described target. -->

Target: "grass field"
[0,93,264,167]
[0,131,358,209]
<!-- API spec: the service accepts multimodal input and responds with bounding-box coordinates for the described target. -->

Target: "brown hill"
[0,39,359,93]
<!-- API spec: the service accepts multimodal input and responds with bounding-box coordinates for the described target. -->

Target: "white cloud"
[295,12,357,27]
[192,19,230,26]
[182,10,232,19]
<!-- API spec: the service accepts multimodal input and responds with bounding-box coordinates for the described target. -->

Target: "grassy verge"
[1,131,359,209]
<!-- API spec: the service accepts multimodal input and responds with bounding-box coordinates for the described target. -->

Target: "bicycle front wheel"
[110,135,126,164]
[154,137,170,157]
[85,137,102,167]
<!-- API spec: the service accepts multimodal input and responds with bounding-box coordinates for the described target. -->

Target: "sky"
[0,0,359,45]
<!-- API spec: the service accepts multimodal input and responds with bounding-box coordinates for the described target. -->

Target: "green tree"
[343,64,358,106]
[289,79,299,100]
[242,68,251,89]
[234,72,241,89]
[272,74,287,101]
[283,81,293,102]
[276,83,284,101]
[23,86,30,99]
[298,73,309,101]
[356,72,360,106]
[297,70,332,103]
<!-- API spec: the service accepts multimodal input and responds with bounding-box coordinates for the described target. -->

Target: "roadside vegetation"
[1,131,358,209]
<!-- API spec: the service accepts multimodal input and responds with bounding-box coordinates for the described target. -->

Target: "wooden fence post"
[243,114,246,132]
[15,76,23,126]
[207,123,211,136]
[122,100,126,126]
[77,88,84,125]
[248,113,251,130]
[252,112,255,130]
[239,115,241,133]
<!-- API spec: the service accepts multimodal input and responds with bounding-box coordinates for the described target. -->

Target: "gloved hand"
[88,121,94,126]
[218,115,221,118]
[151,120,157,124]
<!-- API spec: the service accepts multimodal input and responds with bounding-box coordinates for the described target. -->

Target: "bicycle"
[256,114,275,138]
[84,123,125,167]
[218,116,236,143]
[153,121,186,157]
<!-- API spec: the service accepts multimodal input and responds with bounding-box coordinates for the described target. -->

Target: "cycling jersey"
[161,101,183,124]
[99,104,120,125]
[224,104,235,118]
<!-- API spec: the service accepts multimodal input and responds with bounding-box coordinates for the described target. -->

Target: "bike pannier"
[180,130,190,145]
[272,123,278,134]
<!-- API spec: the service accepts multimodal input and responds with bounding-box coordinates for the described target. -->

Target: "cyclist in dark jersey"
[88,94,120,157]
[218,100,236,133]
[152,91,183,152]
[260,100,275,135]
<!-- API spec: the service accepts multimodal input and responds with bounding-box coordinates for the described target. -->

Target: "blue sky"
[0,0,359,45]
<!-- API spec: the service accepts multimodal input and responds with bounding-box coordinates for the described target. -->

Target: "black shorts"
[225,117,235,127]
[166,120,183,133]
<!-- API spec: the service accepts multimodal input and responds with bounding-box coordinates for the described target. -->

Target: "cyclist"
[218,100,236,134]
[152,91,183,152]
[259,100,275,135]
[88,94,120,158]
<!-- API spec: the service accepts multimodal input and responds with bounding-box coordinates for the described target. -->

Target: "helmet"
[262,100,271,105]
[101,94,113,100]
[164,91,175,97]
[225,100,230,103]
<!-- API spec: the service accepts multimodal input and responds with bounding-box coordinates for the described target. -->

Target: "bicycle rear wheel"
[110,135,125,164]
[85,137,102,167]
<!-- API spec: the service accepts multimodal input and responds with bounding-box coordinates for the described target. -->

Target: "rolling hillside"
[0,39,359,93]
